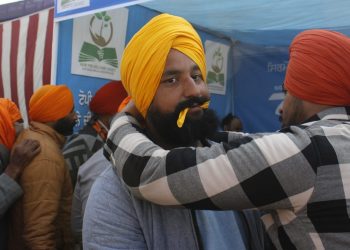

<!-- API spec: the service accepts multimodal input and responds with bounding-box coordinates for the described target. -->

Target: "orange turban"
[89,81,128,115]
[29,85,74,123]
[121,13,206,118]
[0,98,22,122]
[117,96,131,113]
[285,29,350,105]
[0,106,15,149]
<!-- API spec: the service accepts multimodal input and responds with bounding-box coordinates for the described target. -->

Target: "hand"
[4,139,41,180]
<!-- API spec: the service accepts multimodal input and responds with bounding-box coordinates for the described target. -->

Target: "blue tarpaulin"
[53,0,350,132]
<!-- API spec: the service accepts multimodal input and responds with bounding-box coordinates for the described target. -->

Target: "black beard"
[53,116,76,136]
[146,97,219,147]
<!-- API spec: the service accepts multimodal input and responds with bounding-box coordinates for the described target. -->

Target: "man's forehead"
[162,64,200,76]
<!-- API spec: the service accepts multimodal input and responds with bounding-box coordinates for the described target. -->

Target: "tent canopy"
[141,0,350,45]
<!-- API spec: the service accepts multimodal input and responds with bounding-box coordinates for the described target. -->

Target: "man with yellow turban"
[104,26,350,249]
[8,84,77,250]
[84,13,266,250]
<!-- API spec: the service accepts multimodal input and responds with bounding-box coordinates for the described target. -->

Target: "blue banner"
[233,43,289,133]
[54,0,150,21]
[56,5,234,132]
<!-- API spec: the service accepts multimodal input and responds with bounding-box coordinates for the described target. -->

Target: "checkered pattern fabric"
[104,107,350,249]
[63,124,104,186]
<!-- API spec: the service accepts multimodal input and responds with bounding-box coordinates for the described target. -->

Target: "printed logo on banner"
[71,8,128,80]
[267,60,289,116]
[75,89,93,128]
[79,12,118,68]
[205,40,230,95]
[57,0,90,13]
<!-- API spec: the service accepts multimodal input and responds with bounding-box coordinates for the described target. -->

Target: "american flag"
[0,7,53,124]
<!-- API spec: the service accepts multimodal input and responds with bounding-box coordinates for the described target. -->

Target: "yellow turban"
[29,85,74,123]
[121,13,206,118]
[0,98,22,122]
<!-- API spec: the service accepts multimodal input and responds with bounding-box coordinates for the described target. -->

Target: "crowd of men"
[1,12,350,250]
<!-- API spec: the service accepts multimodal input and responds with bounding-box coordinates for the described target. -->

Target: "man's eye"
[192,74,203,82]
[163,78,176,84]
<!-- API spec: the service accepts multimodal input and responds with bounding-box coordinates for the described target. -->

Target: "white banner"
[56,0,90,13]
[205,40,230,95]
[71,8,128,80]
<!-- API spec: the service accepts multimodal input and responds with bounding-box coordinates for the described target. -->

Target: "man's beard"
[146,97,219,147]
[280,98,305,129]
[53,116,76,136]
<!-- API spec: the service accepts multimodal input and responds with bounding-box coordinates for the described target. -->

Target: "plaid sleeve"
[104,113,318,210]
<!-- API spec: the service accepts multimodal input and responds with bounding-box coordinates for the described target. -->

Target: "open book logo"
[79,12,118,68]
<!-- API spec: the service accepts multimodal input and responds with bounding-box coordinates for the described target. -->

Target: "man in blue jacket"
[83,13,266,250]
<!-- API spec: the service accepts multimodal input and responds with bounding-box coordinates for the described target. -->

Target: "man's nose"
[73,111,78,121]
[183,77,201,98]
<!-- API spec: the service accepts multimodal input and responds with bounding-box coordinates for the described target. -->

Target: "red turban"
[0,98,22,122]
[89,81,128,115]
[285,29,350,105]
[0,106,15,149]
[29,85,74,122]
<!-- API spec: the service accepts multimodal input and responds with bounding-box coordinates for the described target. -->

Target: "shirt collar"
[304,106,350,123]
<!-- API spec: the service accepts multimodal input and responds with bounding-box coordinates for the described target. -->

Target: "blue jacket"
[83,166,266,249]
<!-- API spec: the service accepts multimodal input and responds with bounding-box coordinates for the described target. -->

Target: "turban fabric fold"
[0,98,22,122]
[0,106,15,149]
[89,81,128,115]
[121,13,206,118]
[117,96,131,113]
[285,29,350,105]
[29,85,74,123]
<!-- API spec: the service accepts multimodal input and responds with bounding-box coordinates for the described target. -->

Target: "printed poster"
[205,40,230,95]
[71,8,128,80]
[56,0,90,13]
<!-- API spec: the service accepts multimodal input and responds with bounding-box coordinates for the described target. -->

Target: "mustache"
[174,96,210,115]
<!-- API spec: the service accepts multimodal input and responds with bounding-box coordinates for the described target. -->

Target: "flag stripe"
[10,20,20,105]
[0,8,53,124]
[2,22,12,100]
[0,25,3,97]
[43,8,53,85]
[33,9,49,93]
[24,14,39,109]
[17,14,30,125]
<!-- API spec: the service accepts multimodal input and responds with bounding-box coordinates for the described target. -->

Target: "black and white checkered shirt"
[104,107,350,249]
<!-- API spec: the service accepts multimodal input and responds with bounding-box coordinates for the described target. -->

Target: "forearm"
[105,113,316,210]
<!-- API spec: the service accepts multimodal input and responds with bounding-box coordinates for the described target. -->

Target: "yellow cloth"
[121,13,207,118]
[177,101,209,128]
[0,98,22,122]
[29,85,74,123]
